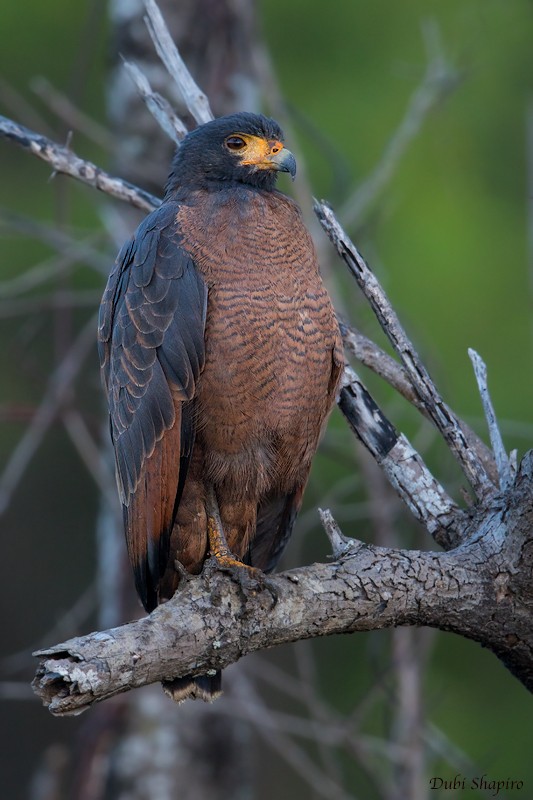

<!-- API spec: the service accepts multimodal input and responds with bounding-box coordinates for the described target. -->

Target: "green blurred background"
[1,0,532,798]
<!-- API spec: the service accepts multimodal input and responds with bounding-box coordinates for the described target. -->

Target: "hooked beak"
[268,147,297,179]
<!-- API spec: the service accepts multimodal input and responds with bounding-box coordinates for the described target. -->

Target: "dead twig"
[468,348,513,490]
[0,314,97,516]
[121,60,187,144]
[143,0,213,125]
[31,77,115,151]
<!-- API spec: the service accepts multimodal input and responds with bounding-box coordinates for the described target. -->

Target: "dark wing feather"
[98,202,207,611]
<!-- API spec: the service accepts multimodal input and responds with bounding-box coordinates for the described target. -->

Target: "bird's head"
[165,112,296,195]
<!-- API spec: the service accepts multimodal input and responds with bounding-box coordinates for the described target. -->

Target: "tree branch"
[32,451,533,715]
[0,315,97,516]
[315,200,496,502]
[121,60,188,144]
[143,0,214,125]
[0,114,160,212]
[338,366,463,549]
[468,348,513,490]
[340,320,499,484]
[339,20,461,227]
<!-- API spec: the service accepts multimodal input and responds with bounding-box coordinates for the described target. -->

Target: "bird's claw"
[204,553,279,607]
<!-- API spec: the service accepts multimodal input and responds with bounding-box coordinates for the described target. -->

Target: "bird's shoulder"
[98,200,205,346]
[98,198,208,426]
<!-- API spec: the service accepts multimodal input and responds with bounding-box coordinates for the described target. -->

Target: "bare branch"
[390,628,426,800]
[0,76,55,137]
[0,114,160,212]
[0,255,72,299]
[341,321,413,399]
[234,674,356,800]
[0,290,101,318]
[143,0,214,125]
[316,201,495,502]
[31,77,115,151]
[121,60,187,144]
[31,454,533,715]
[0,210,110,276]
[1,584,96,675]
[338,366,463,548]
[340,320,498,484]
[61,409,118,511]
[468,348,512,491]
[318,507,359,559]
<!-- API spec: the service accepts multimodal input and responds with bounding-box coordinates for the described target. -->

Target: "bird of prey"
[98,112,343,702]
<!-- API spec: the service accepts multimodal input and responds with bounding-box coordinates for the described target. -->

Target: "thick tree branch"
[32,451,533,715]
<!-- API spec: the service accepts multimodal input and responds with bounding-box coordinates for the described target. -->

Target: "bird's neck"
[164,172,277,201]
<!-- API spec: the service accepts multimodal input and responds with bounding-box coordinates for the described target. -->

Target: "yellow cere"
[229,133,285,170]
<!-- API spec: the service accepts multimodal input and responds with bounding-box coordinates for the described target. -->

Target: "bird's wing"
[98,202,207,611]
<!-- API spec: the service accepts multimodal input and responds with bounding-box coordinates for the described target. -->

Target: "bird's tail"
[161,671,222,703]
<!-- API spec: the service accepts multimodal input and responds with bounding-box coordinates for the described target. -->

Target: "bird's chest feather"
[176,189,337,450]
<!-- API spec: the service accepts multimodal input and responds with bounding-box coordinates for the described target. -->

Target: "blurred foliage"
[1,0,532,798]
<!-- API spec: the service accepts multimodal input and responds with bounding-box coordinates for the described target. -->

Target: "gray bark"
[33,450,533,715]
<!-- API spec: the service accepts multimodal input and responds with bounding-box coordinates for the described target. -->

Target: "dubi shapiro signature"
[430,775,524,796]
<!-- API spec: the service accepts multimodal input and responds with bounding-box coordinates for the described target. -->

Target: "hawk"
[98,112,342,701]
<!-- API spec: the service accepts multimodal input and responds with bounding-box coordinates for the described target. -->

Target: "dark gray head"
[165,112,296,196]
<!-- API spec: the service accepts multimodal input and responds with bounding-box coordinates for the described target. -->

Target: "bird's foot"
[207,546,262,589]
[205,548,278,606]
[204,487,278,604]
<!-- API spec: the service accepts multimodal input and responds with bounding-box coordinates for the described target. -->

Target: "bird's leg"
[205,484,246,570]
[204,485,278,602]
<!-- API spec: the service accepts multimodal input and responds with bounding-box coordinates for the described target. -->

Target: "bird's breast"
[176,189,339,478]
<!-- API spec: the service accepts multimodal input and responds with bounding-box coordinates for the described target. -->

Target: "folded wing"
[98,203,207,611]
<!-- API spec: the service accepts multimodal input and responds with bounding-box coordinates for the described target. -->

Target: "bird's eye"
[226,136,246,151]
